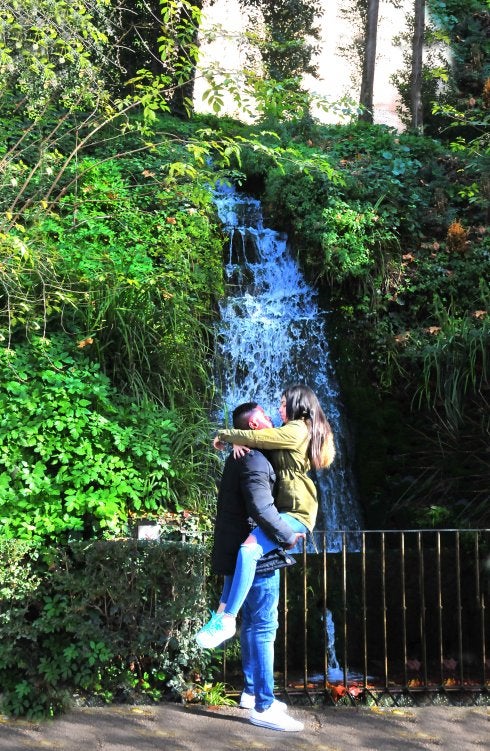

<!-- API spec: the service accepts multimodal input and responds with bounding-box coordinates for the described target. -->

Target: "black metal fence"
[223,529,489,706]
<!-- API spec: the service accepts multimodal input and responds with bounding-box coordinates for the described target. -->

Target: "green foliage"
[244,0,322,81]
[1,155,224,401]
[192,681,237,707]
[321,198,398,282]
[0,2,248,225]
[125,0,204,119]
[401,312,489,422]
[114,0,202,112]
[256,145,341,260]
[0,136,225,537]
[0,539,212,718]
[427,0,490,223]
[428,0,490,101]
[249,77,317,122]
[261,124,443,289]
[201,0,325,123]
[0,539,40,600]
[0,335,178,542]
[259,122,486,298]
[391,0,490,142]
[377,375,490,530]
[0,0,113,117]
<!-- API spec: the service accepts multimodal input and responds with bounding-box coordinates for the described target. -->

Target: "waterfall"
[212,184,362,544]
[325,609,343,681]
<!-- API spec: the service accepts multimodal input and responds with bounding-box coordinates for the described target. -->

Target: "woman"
[195,383,335,650]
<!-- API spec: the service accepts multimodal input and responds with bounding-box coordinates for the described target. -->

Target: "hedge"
[0,538,212,718]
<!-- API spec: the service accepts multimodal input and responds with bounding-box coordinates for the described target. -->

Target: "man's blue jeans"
[240,569,280,712]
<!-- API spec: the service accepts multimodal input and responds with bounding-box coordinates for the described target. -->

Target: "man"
[205,402,305,732]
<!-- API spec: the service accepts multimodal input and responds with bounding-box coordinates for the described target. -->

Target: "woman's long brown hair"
[282,384,335,469]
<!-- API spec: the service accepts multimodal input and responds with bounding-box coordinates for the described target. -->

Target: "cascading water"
[212,184,363,543]
[325,609,343,681]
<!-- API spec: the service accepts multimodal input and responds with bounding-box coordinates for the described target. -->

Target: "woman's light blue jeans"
[221,513,307,617]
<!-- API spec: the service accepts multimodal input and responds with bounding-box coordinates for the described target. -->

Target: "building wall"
[195,0,413,129]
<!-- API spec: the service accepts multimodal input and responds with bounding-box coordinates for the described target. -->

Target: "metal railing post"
[322,531,328,691]
[436,531,444,688]
[417,531,428,688]
[362,531,368,689]
[341,531,348,688]
[455,530,464,687]
[400,531,408,688]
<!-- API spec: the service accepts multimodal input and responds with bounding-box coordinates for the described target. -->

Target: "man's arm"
[239,452,298,547]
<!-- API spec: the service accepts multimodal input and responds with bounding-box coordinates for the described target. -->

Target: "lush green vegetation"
[0,134,228,540]
[256,119,489,529]
[0,538,212,718]
[0,0,488,717]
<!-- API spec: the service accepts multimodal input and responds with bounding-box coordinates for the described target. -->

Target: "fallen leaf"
[77,337,93,348]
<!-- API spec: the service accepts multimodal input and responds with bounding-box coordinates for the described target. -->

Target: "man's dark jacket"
[211,448,297,576]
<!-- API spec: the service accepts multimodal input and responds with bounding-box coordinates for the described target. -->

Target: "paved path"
[0,702,488,750]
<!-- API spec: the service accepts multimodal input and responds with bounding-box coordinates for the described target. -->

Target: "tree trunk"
[359,0,380,123]
[410,0,425,131]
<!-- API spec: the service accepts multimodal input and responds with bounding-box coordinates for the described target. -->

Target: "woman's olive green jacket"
[216,419,317,532]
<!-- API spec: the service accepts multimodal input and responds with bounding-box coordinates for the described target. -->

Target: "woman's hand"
[232,443,250,459]
[285,532,306,550]
[213,436,226,450]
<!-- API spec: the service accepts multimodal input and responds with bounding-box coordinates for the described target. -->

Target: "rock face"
[195,0,411,129]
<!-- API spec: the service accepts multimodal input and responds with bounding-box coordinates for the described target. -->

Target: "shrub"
[321,198,398,283]
[0,334,178,542]
[0,539,211,718]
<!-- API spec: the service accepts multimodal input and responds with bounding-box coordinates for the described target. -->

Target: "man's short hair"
[232,402,259,429]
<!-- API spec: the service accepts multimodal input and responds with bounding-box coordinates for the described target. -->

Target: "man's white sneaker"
[194,612,236,649]
[250,703,304,732]
[239,692,287,712]
[239,691,255,709]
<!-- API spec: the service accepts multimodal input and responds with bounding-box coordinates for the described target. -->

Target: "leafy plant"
[320,198,398,283]
[0,539,213,718]
[192,681,237,707]
[411,313,489,419]
[0,334,178,542]
[0,539,40,600]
